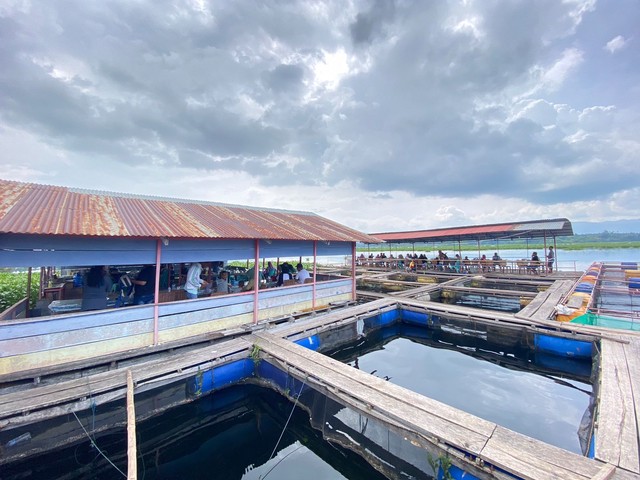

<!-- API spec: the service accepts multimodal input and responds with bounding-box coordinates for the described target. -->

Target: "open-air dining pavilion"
[0,179,381,379]
[366,218,575,273]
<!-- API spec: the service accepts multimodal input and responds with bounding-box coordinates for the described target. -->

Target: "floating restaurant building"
[0,178,380,379]
[1,179,640,480]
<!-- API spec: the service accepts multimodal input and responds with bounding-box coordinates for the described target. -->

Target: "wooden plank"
[0,338,251,418]
[611,469,640,480]
[622,338,640,473]
[127,370,137,480]
[442,285,537,298]
[252,332,494,453]
[517,279,575,321]
[397,297,517,323]
[480,426,601,480]
[270,298,398,337]
[596,339,640,473]
[255,332,610,480]
[255,332,496,436]
[591,464,616,480]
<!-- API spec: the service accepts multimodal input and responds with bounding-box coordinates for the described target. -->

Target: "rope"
[260,376,307,479]
[72,410,127,478]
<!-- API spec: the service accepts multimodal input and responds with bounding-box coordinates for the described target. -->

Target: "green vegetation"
[0,271,40,312]
[427,452,453,480]
[250,344,262,367]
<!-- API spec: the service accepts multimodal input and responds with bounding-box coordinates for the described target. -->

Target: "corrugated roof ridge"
[67,187,315,216]
[370,217,570,236]
[0,178,315,217]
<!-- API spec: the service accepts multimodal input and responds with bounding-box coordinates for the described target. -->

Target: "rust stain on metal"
[0,179,382,243]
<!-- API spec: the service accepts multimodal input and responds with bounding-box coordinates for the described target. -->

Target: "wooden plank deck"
[516,279,576,321]
[253,331,639,480]
[266,297,398,339]
[595,338,640,474]
[441,285,538,298]
[0,337,251,428]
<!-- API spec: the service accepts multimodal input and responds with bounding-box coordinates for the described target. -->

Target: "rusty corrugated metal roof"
[370,218,574,243]
[0,179,382,243]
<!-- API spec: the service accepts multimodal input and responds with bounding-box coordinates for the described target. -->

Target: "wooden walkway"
[253,331,638,480]
[0,337,251,430]
[595,337,640,475]
[515,279,576,321]
[2,269,639,478]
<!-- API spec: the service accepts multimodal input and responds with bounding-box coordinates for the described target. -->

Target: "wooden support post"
[26,267,32,318]
[126,370,137,480]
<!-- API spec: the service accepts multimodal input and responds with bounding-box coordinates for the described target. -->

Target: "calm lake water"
[329,324,592,455]
[326,247,640,273]
[2,386,388,480]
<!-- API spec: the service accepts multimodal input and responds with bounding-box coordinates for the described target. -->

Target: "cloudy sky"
[1,0,639,233]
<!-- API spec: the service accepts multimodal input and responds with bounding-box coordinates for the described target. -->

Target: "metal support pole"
[312,241,317,310]
[153,239,161,345]
[351,242,356,301]
[253,239,260,324]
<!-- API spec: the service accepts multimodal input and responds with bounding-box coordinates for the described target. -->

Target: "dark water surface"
[329,325,592,454]
[438,292,523,312]
[2,385,387,480]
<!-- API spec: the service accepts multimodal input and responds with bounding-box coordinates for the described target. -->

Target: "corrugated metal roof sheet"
[0,179,382,243]
[370,218,573,243]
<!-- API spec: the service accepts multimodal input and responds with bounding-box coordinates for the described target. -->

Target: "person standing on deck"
[185,262,209,299]
[547,246,555,273]
[131,265,156,305]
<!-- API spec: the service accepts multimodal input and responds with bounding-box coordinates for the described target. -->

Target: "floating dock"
[2,270,640,479]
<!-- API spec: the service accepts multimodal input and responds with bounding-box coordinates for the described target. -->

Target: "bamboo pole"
[127,370,137,480]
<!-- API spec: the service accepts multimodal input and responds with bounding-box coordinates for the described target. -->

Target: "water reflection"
[2,386,387,480]
[328,324,592,454]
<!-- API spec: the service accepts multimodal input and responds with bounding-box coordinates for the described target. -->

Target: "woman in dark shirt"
[132,265,156,304]
[81,266,113,311]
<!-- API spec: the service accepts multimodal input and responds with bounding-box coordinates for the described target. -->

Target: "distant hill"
[573,219,640,234]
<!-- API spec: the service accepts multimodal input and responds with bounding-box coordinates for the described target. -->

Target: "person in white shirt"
[296,263,310,284]
[185,262,208,299]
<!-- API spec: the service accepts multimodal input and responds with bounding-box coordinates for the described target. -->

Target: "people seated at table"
[216,270,230,294]
[280,262,295,276]
[81,266,113,311]
[243,264,264,291]
[132,265,156,304]
[480,254,489,272]
[73,271,83,288]
[463,256,471,273]
[277,265,292,286]
[451,254,461,273]
[296,263,310,284]
[263,261,277,280]
[528,252,540,274]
